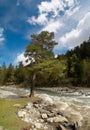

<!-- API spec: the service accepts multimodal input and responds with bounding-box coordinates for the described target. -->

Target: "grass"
[0,97,38,130]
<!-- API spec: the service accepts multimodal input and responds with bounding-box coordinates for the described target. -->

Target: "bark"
[29,72,36,97]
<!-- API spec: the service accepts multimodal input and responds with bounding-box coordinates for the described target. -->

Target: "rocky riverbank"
[17,93,90,130]
[0,86,90,130]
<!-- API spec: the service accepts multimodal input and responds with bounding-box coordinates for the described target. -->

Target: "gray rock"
[18,110,26,117]
[26,102,33,109]
[57,124,67,130]
[41,113,48,119]
[13,104,21,107]
[47,118,54,123]
[47,112,55,117]
[47,116,68,123]
[34,123,42,129]
[53,116,68,123]
[33,128,37,130]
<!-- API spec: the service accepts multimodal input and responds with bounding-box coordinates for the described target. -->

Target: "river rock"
[47,116,68,123]
[23,116,31,123]
[57,124,67,130]
[41,113,48,119]
[18,110,26,117]
[13,104,21,107]
[26,102,33,109]
[47,118,54,123]
[34,123,42,129]
[33,128,37,130]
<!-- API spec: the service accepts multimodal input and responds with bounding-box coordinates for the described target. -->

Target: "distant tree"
[15,62,26,84]
[80,59,90,87]
[25,31,57,97]
[5,63,15,83]
[0,62,7,84]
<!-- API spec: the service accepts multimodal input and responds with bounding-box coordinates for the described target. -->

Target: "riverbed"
[0,86,90,130]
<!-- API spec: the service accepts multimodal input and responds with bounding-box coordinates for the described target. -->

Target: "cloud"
[0,28,5,44]
[27,0,78,33]
[14,52,31,66]
[55,12,90,50]
[42,20,64,33]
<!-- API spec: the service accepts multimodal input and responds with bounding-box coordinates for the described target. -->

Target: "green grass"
[0,97,38,130]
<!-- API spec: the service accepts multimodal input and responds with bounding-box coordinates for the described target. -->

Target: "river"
[0,86,90,130]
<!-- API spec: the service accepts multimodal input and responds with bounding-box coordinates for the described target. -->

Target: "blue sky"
[0,0,90,66]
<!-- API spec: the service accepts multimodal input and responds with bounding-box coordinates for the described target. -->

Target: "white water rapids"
[0,86,90,130]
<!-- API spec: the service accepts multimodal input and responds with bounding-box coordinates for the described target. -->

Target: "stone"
[47,118,54,123]
[53,116,68,123]
[44,125,48,130]
[33,128,37,130]
[39,119,44,123]
[26,102,33,109]
[57,124,67,130]
[34,123,42,129]
[33,104,39,108]
[23,117,31,123]
[41,113,48,119]
[18,110,26,117]
[47,116,68,123]
[48,112,55,117]
[13,104,21,107]
[67,122,79,130]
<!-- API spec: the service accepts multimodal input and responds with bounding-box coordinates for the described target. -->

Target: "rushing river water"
[0,86,90,130]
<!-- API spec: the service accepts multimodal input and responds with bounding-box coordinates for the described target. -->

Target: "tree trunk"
[29,72,36,97]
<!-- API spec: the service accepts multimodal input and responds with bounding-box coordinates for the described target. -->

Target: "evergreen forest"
[0,31,90,90]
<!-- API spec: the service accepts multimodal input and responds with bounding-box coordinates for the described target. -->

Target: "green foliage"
[66,38,90,86]
[80,59,90,86]
[25,31,57,63]
[0,63,7,84]
[0,33,90,88]
[15,62,26,84]
[5,63,15,83]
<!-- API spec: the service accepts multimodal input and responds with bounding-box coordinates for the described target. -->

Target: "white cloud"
[27,13,48,25]
[65,0,75,6]
[38,0,64,16]
[55,12,90,50]
[0,28,5,44]
[14,52,31,66]
[27,0,78,33]
[42,20,64,33]
[66,6,80,16]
